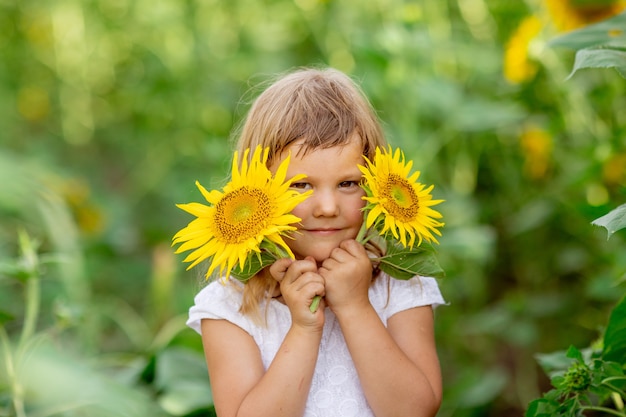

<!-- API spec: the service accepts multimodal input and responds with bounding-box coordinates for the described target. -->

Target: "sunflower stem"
[355,218,371,244]
[309,296,321,313]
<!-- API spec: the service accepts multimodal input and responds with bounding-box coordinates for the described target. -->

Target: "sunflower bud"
[562,361,592,393]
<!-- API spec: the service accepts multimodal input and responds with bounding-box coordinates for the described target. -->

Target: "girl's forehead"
[293,141,364,169]
[280,132,365,159]
[269,136,365,174]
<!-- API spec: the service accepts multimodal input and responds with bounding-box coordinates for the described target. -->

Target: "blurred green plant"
[0,230,164,416]
[526,204,626,416]
[0,150,214,415]
[526,13,626,416]
[0,228,215,417]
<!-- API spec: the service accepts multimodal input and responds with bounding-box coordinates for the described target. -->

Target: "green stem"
[309,296,321,313]
[355,220,369,243]
[602,381,626,403]
[612,392,625,411]
[1,327,27,417]
[17,229,41,348]
[19,274,40,349]
[604,376,626,383]
[580,405,626,416]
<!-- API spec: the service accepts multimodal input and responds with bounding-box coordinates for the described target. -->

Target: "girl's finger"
[283,258,317,284]
[339,239,366,257]
[269,258,293,283]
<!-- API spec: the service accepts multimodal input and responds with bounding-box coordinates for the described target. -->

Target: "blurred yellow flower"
[603,153,626,186]
[504,1,626,84]
[359,146,444,248]
[173,146,311,280]
[504,16,542,84]
[520,126,553,180]
[17,86,50,122]
[56,177,105,235]
[546,0,626,32]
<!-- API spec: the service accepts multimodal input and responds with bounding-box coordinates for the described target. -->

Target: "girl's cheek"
[290,202,309,222]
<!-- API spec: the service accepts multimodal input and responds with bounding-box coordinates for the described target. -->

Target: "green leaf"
[19,342,168,417]
[450,98,525,132]
[602,295,626,364]
[0,260,29,280]
[376,240,445,279]
[550,375,567,391]
[565,345,584,362]
[535,346,597,378]
[230,250,277,282]
[0,309,15,325]
[155,347,214,415]
[454,367,508,408]
[549,12,626,50]
[535,350,573,375]
[592,203,626,239]
[593,359,624,393]
[525,396,562,417]
[567,47,626,79]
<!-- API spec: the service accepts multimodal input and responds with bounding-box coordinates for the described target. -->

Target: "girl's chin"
[294,249,335,264]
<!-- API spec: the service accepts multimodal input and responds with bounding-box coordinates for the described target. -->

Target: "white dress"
[187,274,445,417]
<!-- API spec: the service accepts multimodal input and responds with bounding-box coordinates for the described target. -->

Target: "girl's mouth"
[306,228,341,235]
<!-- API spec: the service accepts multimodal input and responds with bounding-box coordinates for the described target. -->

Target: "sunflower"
[359,146,444,248]
[172,146,311,281]
[520,125,553,180]
[504,15,542,84]
[545,0,626,32]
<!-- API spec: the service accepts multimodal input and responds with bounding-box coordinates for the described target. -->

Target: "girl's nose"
[312,189,339,217]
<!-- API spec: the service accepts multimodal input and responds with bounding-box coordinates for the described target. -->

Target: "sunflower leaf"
[549,11,626,50]
[602,295,626,363]
[567,47,626,79]
[376,240,445,279]
[592,203,626,240]
[230,250,277,282]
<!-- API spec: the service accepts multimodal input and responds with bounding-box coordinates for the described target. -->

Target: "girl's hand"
[269,257,325,330]
[318,239,372,314]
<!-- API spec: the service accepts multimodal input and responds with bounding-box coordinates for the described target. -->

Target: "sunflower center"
[382,174,419,221]
[214,187,271,243]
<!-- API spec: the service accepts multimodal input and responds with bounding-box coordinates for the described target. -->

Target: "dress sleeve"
[379,276,446,321]
[186,280,254,336]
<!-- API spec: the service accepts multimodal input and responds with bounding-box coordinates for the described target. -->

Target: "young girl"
[187,67,445,417]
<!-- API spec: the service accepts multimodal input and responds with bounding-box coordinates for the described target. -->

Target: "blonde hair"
[234,67,385,165]
[231,67,388,322]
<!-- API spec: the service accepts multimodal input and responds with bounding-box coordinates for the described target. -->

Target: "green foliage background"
[1,0,625,416]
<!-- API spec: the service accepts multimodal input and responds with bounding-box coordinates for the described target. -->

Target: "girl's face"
[270,135,366,264]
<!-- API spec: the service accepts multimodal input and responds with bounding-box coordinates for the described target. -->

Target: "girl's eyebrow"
[316,174,364,185]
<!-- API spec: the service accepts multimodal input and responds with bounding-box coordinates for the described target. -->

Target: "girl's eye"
[339,180,360,189]
[290,182,311,190]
